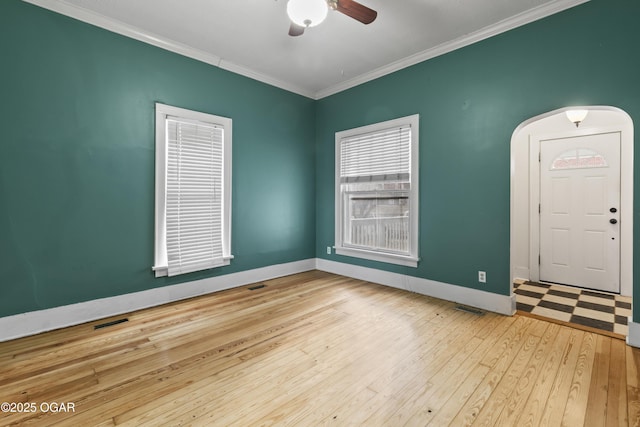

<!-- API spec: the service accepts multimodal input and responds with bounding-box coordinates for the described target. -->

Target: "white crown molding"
[218,60,315,99]
[22,0,588,101]
[21,0,315,99]
[314,0,590,99]
[22,0,222,66]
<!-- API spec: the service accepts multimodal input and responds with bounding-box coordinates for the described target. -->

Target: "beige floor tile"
[580,294,616,306]
[548,284,581,294]
[617,295,632,304]
[516,295,541,307]
[531,306,571,322]
[614,323,628,336]
[518,283,549,294]
[573,307,615,323]
[541,294,578,307]
[615,307,632,318]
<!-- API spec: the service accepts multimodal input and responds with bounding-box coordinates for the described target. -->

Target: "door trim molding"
[510,106,633,297]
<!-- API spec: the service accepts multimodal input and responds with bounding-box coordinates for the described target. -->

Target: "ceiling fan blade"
[335,0,377,25]
[288,22,305,37]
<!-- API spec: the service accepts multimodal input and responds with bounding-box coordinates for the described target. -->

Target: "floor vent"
[455,305,485,316]
[248,284,266,291]
[94,318,129,330]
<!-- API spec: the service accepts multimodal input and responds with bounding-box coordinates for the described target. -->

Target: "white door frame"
[510,106,633,296]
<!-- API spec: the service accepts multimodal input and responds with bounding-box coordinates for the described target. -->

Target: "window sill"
[153,255,233,278]
[335,247,418,268]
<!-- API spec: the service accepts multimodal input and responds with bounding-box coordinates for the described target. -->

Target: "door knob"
[610,207,617,213]
[610,218,618,224]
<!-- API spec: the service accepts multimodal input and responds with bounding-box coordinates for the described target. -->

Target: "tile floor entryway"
[514,280,632,339]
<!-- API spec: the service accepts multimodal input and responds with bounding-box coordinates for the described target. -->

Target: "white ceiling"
[25,0,587,99]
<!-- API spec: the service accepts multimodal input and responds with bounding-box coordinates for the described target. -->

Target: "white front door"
[539,132,621,292]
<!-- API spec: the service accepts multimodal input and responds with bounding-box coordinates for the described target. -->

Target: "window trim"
[153,103,233,277]
[334,114,419,267]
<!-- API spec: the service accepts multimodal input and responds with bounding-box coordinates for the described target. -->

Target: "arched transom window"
[550,148,608,170]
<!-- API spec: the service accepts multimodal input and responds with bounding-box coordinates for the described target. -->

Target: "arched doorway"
[509,106,633,335]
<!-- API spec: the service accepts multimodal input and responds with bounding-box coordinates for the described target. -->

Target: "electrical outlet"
[478,271,486,283]
[327,246,332,255]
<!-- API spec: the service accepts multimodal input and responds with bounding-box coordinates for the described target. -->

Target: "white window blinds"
[154,103,232,278]
[339,125,411,182]
[166,118,225,276]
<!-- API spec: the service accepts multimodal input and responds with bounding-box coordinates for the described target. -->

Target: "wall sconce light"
[566,109,589,127]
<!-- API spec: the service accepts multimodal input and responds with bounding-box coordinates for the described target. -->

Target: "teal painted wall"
[1,0,639,322]
[0,1,316,317]
[315,0,640,317]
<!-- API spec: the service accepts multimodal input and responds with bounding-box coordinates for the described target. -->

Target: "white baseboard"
[316,259,516,316]
[0,257,545,342]
[3,256,632,345]
[627,317,640,348]
[0,259,316,343]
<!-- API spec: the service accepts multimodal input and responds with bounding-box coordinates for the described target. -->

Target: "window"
[550,148,607,170]
[335,114,419,267]
[153,103,233,277]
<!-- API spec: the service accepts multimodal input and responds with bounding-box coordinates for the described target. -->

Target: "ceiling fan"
[287,0,377,37]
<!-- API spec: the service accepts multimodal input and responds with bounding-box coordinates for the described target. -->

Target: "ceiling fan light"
[287,0,328,28]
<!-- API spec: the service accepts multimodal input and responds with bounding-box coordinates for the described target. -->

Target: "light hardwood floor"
[1,271,639,426]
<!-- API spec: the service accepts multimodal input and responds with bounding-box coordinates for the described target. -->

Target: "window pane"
[550,148,608,170]
[344,187,410,254]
